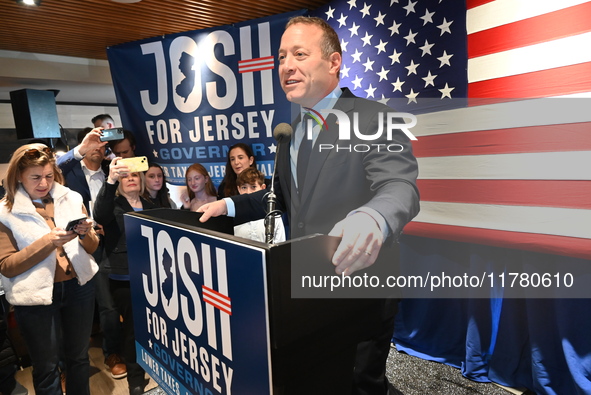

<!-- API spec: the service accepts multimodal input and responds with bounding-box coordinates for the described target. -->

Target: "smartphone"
[65,217,87,231]
[100,127,124,142]
[118,156,149,173]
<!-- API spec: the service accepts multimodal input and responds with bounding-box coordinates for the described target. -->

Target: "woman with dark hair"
[0,143,99,395]
[180,163,217,211]
[143,162,176,208]
[218,143,257,198]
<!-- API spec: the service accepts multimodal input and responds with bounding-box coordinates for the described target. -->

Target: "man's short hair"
[91,114,114,125]
[109,129,136,148]
[286,16,342,59]
[237,167,265,187]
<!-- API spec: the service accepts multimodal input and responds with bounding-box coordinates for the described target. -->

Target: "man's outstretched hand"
[197,200,228,222]
[328,212,384,276]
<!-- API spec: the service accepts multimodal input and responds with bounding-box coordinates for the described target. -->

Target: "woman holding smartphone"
[93,157,155,395]
[0,143,99,395]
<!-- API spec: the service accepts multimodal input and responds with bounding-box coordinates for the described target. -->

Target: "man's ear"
[328,52,342,76]
[262,183,266,189]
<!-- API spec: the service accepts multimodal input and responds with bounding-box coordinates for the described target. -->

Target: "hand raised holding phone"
[107,156,148,184]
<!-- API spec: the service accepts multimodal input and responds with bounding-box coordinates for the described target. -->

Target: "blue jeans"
[14,277,95,395]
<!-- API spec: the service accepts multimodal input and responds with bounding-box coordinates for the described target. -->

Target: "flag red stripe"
[417,180,591,209]
[238,65,274,73]
[202,285,230,302]
[404,222,591,260]
[412,122,591,157]
[468,62,591,98]
[468,3,591,59]
[465,0,495,10]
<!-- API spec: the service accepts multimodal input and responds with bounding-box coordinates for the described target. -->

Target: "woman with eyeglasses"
[93,157,156,395]
[0,143,99,395]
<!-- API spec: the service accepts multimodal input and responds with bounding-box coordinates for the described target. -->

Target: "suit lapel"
[299,89,355,208]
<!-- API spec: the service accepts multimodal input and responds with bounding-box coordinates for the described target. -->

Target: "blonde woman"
[0,143,99,395]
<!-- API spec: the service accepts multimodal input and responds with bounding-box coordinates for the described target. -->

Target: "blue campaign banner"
[107,10,306,187]
[124,214,272,394]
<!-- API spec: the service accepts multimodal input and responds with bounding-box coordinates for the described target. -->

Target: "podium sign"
[125,213,272,395]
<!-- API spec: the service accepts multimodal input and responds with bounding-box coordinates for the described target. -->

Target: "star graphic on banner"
[365,84,377,98]
[148,339,153,349]
[391,77,405,92]
[420,9,435,25]
[375,39,388,54]
[377,66,390,81]
[419,40,434,56]
[347,0,357,9]
[389,20,402,36]
[349,22,360,37]
[352,75,364,89]
[439,83,455,99]
[389,48,402,64]
[337,13,348,27]
[341,64,351,78]
[360,2,372,18]
[437,18,453,35]
[422,71,437,87]
[152,149,158,158]
[404,29,417,45]
[405,88,419,104]
[325,6,335,19]
[269,143,277,154]
[361,31,373,46]
[363,57,375,71]
[374,11,386,26]
[390,0,399,4]
[351,48,363,63]
[405,59,419,75]
[403,0,417,16]
[437,50,453,67]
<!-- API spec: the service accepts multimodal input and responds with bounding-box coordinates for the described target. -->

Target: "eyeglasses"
[23,146,54,159]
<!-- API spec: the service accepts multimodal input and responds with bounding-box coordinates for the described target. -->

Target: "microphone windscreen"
[273,123,293,141]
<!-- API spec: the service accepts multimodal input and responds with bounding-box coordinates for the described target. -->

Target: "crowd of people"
[0,113,280,395]
[0,15,418,395]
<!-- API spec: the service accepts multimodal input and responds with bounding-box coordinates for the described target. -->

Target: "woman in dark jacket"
[93,157,155,395]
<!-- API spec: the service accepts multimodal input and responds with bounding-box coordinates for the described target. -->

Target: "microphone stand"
[264,142,282,244]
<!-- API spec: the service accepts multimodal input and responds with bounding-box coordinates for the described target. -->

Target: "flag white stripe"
[466,0,590,34]
[413,201,591,239]
[412,97,591,137]
[468,32,591,83]
[417,151,591,180]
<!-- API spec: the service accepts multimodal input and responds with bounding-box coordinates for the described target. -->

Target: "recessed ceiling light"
[16,0,41,5]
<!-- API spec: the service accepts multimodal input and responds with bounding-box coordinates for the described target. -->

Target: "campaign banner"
[107,10,306,187]
[124,214,272,394]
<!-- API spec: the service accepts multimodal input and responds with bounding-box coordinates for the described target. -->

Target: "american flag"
[313,0,591,259]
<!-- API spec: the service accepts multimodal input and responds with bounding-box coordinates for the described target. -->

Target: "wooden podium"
[124,208,381,395]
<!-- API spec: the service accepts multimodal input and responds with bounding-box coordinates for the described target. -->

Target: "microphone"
[265,123,293,243]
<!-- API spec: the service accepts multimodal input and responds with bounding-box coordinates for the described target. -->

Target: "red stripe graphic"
[468,3,591,59]
[412,122,591,157]
[468,62,591,98]
[404,222,591,260]
[417,180,591,209]
[202,285,232,315]
[238,56,275,73]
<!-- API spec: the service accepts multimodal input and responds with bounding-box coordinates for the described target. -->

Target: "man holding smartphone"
[57,127,128,380]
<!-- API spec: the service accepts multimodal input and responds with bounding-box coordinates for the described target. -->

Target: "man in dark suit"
[199,16,419,394]
[57,128,127,380]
